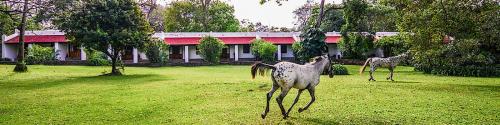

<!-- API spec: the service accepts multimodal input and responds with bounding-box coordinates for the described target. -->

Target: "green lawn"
[0,65,498,124]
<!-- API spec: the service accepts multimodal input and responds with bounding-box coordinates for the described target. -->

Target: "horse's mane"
[306,56,324,65]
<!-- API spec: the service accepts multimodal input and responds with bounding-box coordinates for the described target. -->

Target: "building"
[1,30,351,63]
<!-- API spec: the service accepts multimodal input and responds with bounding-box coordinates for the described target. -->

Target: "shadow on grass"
[374,81,421,84]
[303,117,340,125]
[1,74,171,90]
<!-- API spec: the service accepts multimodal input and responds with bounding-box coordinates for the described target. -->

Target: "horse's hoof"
[261,113,266,119]
[298,108,304,113]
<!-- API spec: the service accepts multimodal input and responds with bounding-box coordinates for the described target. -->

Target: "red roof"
[217,37,255,44]
[262,37,295,44]
[165,37,201,45]
[325,36,341,43]
[6,35,67,43]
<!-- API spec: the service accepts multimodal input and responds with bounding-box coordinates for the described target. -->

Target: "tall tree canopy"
[163,0,239,32]
[56,0,153,75]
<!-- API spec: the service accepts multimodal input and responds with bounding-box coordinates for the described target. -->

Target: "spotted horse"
[251,54,334,119]
[359,52,409,81]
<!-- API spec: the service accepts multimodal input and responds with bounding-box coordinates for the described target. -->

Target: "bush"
[414,39,499,77]
[339,33,375,59]
[296,28,328,62]
[375,34,410,57]
[26,44,57,65]
[331,64,349,75]
[197,36,225,64]
[251,39,277,62]
[292,41,302,61]
[144,39,169,65]
[86,49,110,66]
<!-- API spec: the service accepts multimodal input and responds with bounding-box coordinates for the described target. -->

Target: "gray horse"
[251,55,334,119]
[359,52,409,81]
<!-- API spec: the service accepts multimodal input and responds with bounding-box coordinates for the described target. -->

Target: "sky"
[158,0,342,28]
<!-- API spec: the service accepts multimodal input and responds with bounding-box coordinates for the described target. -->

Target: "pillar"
[133,48,138,63]
[277,45,282,61]
[184,45,189,63]
[234,45,239,61]
[80,46,86,60]
[54,42,60,60]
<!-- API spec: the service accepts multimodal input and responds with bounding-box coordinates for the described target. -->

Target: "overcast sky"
[158,0,342,28]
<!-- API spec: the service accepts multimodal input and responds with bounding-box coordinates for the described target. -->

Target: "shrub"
[26,44,57,65]
[296,28,328,62]
[331,64,349,75]
[292,41,302,61]
[86,49,110,66]
[251,39,277,62]
[197,36,225,64]
[375,34,410,57]
[339,33,375,59]
[414,39,499,77]
[144,39,169,65]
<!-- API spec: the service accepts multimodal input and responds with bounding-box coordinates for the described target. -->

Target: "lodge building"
[1,30,395,63]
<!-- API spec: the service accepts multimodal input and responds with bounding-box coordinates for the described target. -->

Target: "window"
[243,45,250,53]
[195,46,199,55]
[280,45,287,53]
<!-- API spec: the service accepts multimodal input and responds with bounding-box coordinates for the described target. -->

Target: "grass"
[0,64,498,124]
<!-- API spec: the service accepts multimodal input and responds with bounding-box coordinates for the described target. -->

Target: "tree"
[380,0,499,76]
[197,36,225,64]
[299,3,344,32]
[138,0,166,32]
[56,0,153,75]
[163,0,239,32]
[262,0,328,63]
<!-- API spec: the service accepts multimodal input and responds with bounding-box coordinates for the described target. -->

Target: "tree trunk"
[200,0,211,31]
[110,52,122,75]
[315,0,326,28]
[13,0,29,72]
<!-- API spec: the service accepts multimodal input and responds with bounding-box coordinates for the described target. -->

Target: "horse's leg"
[387,67,393,80]
[298,87,315,113]
[369,66,376,81]
[261,83,279,119]
[389,67,395,81]
[276,88,290,119]
[285,89,304,118]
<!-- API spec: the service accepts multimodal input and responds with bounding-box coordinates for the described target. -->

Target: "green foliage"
[414,39,498,77]
[164,0,239,32]
[339,33,375,59]
[56,0,153,75]
[384,0,500,77]
[331,64,349,75]
[86,50,110,66]
[305,4,344,32]
[250,39,277,62]
[291,41,302,61]
[375,34,410,57]
[296,28,327,62]
[0,5,17,35]
[197,36,226,64]
[341,0,369,33]
[144,39,169,65]
[26,44,57,65]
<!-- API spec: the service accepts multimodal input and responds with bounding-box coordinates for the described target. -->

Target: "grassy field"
[0,64,498,124]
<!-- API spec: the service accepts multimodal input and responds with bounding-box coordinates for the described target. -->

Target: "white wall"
[188,46,202,59]
[4,44,18,61]
[281,45,294,58]
[328,44,342,59]
[237,45,255,59]
[56,43,68,61]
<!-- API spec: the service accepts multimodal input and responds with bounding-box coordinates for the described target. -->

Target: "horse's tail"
[251,62,276,79]
[359,58,372,74]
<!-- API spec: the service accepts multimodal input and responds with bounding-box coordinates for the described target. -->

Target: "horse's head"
[312,54,334,78]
